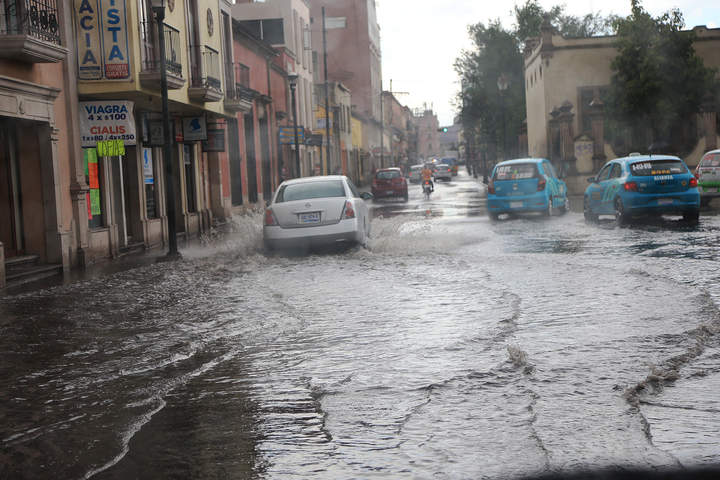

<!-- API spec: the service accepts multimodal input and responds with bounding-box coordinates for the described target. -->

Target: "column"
[39,126,70,269]
[589,97,607,172]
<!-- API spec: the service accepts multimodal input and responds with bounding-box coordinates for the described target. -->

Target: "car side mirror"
[265,199,271,207]
[587,176,596,184]
[360,192,374,200]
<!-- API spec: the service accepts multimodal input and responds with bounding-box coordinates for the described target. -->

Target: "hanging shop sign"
[74,0,131,80]
[79,101,136,147]
[142,148,154,184]
[202,129,225,152]
[182,116,208,142]
[84,148,102,218]
[306,133,323,146]
[75,0,103,80]
[279,126,305,144]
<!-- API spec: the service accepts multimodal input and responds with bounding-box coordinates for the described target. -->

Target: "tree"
[455,1,617,170]
[606,0,719,154]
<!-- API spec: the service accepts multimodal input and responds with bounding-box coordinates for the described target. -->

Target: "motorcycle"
[422,180,433,200]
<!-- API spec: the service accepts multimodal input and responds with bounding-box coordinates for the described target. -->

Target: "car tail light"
[392,177,403,184]
[264,208,277,226]
[689,177,698,188]
[341,200,355,219]
[537,177,546,191]
[488,181,495,194]
[624,181,638,192]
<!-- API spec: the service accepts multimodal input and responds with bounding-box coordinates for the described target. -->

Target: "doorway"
[0,120,23,257]
[244,112,258,204]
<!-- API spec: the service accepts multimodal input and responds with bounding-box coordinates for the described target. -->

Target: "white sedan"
[263,176,373,250]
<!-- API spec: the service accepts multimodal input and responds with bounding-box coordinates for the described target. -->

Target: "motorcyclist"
[421,164,434,192]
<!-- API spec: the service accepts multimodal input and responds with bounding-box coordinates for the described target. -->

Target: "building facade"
[308,0,382,172]
[414,108,440,161]
[232,0,317,177]
[524,23,720,194]
[1,0,77,286]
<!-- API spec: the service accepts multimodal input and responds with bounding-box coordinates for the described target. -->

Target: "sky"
[376,0,719,126]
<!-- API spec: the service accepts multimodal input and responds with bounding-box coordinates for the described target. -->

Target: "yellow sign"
[97,139,125,156]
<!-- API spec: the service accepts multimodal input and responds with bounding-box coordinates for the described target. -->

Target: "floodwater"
[1,171,719,479]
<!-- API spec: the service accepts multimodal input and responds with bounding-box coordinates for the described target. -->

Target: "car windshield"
[376,170,401,179]
[630,159,687,176]
[275,181,346,202]
[494,163,538,180]
[6,1,720,479]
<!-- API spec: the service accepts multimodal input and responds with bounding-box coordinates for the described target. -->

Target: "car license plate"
[657,198,673,206]
[299,212,321,224]
[510,201,523,208]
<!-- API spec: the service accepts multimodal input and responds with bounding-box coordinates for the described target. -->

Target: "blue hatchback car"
[583,155,700,225]
[487,158,568,220]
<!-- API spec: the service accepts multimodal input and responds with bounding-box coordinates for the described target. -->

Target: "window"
[142,148,159,219]
[237,19,284,44]
[578,86,608,134]
[630,160,687,176]
[543,162,557,178]
[494,163,537,180]
[276,180,346,202]
[347,180,361,198]
[596,164,613,181]
[376,170,400,179]
[700,153,720,167]
[183,144,197,213]
[610,163,623,179]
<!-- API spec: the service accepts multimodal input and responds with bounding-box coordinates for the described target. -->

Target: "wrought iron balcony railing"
[225,62,251,99]
[191,46,222,92]
[0,0,61,45]
[140,21,182,77]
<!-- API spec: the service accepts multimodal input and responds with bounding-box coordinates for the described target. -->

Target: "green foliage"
[456,0,617,160]
[606,0,719,153]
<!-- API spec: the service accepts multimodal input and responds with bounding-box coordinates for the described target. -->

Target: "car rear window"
[630,159,687,176]
[494,163,537,180]
[376,170,401,179]
[276,180,346,202]
[700,153,720,167]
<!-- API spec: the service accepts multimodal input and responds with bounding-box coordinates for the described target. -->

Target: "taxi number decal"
[651,170,671,175]
[653,175,673,181]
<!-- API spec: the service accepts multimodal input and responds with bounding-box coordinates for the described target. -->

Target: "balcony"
[223,63,255,113]
[188,46,223,102]
[0,0,67,62]
[139,22,185,90]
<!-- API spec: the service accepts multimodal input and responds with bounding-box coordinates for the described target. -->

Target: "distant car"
[372,168,408,201]
[409,164,424,184]
[440,158,459,176]
[263,176,372,250]
[695,149,720,207]
[434,163,453,181]
[487,158,568,220]
[584,155,700,225]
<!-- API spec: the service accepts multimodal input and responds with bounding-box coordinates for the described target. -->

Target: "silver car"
[263,176,373,250]
[434,163,452,181]
[696,149,720,206]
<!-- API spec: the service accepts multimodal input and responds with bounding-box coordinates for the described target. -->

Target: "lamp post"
[497,74,509,169]
[151,0,179,259]
[288,73,301,178]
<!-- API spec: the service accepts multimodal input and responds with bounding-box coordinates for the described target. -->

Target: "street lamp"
[497,74,509,169]
[151,0,179,259]
[288,73,301,178]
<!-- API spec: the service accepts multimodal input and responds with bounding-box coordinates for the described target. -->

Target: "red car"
[372,168,408,201]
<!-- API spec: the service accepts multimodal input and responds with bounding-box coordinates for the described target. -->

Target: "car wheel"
[559,197,568,215]
[615,198,628,227]
[583,197,598,223]
[403,192,409,202]
[700,197,711,208]
[683,209,700,225]
[488,211,499,221]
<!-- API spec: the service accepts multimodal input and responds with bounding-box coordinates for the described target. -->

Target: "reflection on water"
[1,173,719,479]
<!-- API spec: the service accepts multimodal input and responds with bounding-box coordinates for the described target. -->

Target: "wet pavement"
[1,171,720,479]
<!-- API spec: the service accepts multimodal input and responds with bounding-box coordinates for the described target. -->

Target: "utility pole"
[322,7,331,175]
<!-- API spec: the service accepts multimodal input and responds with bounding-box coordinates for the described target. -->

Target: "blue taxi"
[583,154,700,225]
[487,158,568,220]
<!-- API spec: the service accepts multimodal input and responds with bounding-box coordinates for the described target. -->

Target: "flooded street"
[2,171,720,479]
